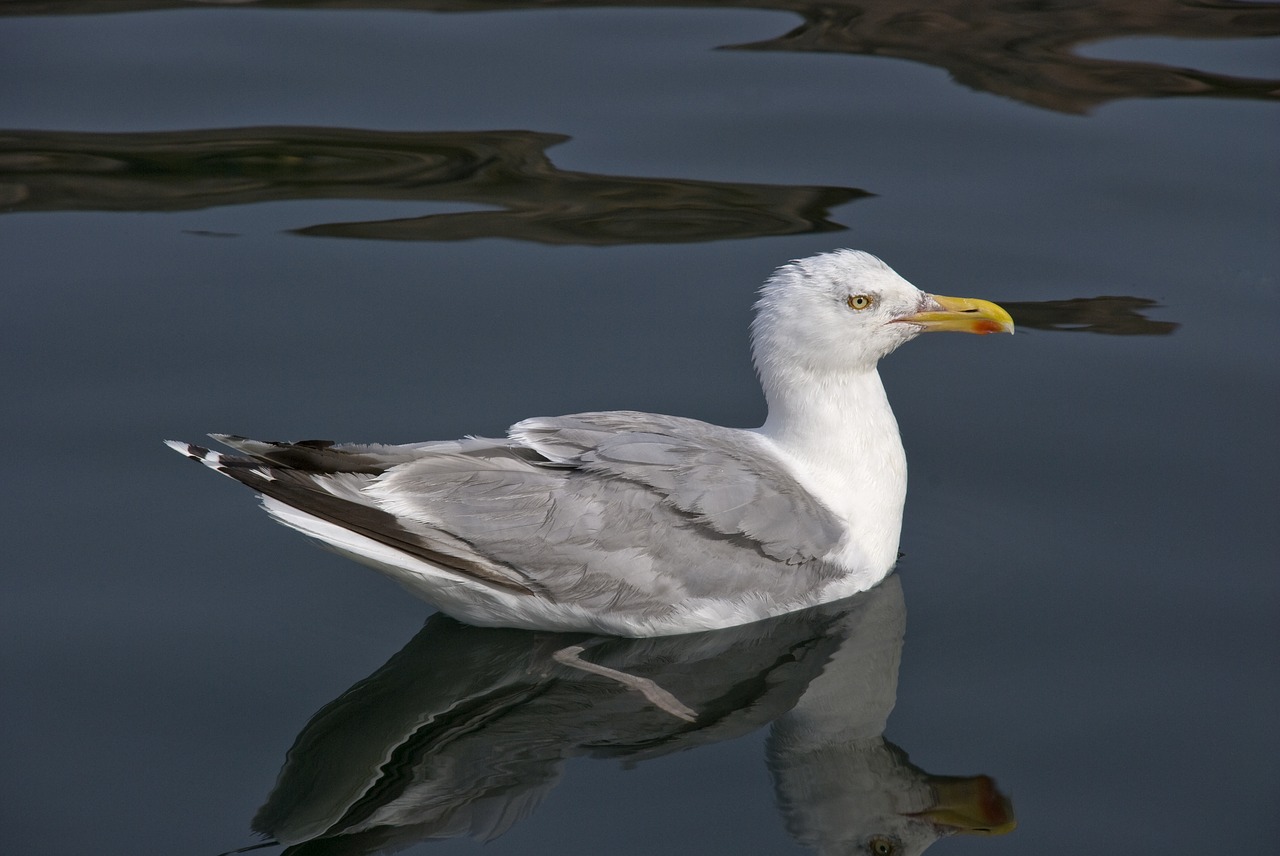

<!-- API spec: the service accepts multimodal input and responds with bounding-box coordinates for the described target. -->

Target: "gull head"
[751,250,1013,379]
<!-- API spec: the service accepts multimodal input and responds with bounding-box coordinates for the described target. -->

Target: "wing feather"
[184,410,848,615]
[510,412,844,563]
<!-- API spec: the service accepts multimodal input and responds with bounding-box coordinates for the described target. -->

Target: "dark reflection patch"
[1007,296,1179,335]
[6,0,1278,114]
[0,127,866,245]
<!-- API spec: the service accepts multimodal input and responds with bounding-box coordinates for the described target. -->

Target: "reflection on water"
[724,0,1280,114]
[0,127,1180,331]
[0,127,865,245]
[8,1,1278,114]
[247,575,1012,855]
[1007,296,1177,336]
[0,128,1179,332]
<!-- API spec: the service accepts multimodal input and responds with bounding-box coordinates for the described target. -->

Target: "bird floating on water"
[168,250,1012,637]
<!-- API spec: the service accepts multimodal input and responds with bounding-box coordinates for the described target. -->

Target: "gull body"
[168,250,1011,636]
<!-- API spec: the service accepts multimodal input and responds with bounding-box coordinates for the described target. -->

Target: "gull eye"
[866,837,897,856]
[846,294,873,311]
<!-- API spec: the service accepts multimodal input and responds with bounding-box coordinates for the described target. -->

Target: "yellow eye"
[866,837,896,856]
[847,294,873,311]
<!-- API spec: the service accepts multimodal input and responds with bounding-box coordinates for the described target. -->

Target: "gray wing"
[193,412,847,611]
[210,433,512,472]
[507,411,844,564]
[362,412,847,606]
[173,436,552,595]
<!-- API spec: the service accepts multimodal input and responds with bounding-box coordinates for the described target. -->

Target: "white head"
[751,250,1013,384]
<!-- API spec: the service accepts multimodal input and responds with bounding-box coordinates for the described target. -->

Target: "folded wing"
[507,411,844,564]
[175,411,848,614]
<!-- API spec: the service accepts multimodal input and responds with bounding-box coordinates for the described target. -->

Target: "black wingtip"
[165,439,210,460]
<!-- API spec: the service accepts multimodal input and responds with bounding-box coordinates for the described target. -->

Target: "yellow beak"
[900,294,1014,335]
[909,774,1017,836]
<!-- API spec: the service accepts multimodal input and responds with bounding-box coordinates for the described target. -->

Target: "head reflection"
[250,575,1012,855]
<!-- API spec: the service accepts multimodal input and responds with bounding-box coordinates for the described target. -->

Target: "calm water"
[2,3,1278,855]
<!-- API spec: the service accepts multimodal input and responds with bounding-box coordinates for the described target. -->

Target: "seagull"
[168,250,1012,637]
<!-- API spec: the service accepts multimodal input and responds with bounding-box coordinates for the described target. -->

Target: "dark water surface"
[3,4,1277,855]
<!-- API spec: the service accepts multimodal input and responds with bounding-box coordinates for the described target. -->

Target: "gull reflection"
[0,127,865,245]
[8,1,1278,114]
[247,575,1013,855]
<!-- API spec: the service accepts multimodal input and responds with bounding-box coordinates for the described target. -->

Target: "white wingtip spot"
[164,439,191,455]
[165,439,231,473]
